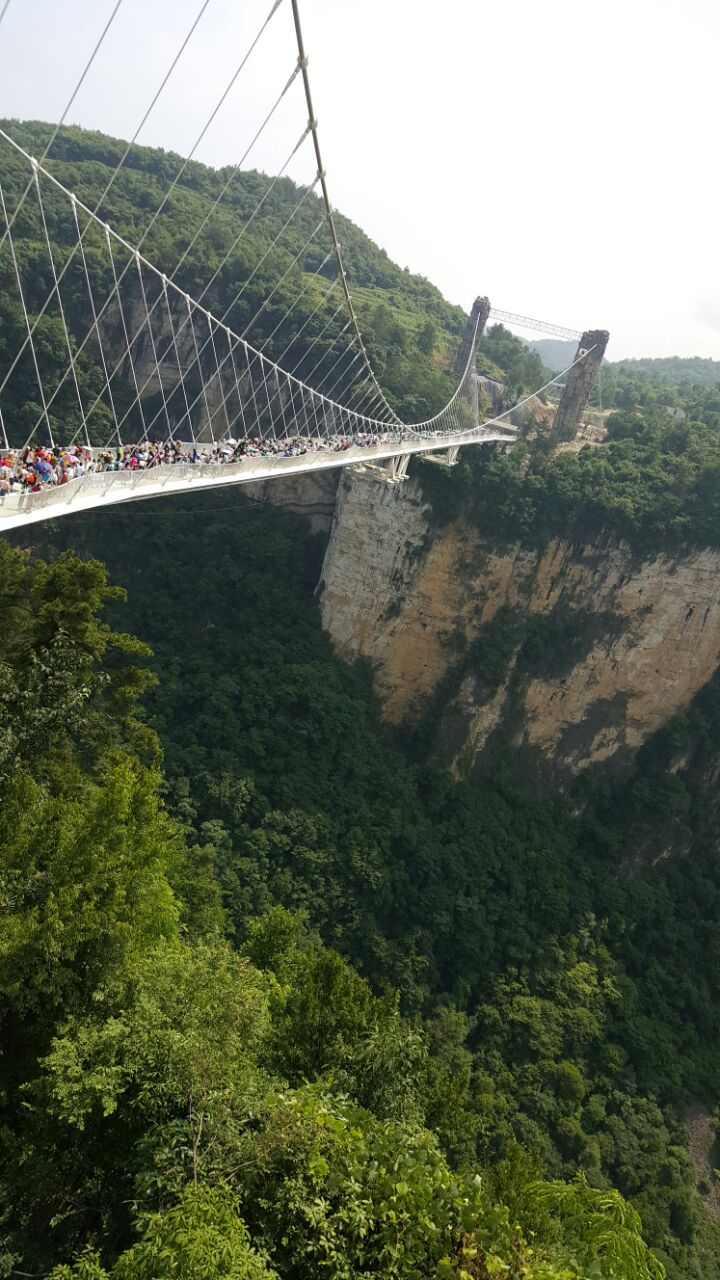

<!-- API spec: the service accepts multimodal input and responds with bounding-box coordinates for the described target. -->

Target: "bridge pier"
[386,454,410,483]
[348,454,410,485]
[553,328,609,441]
[421,444,460,468]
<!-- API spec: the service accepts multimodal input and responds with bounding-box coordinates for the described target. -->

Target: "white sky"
[0,0,718,360]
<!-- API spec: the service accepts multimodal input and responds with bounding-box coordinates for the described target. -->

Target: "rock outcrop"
[553,329,609,441]
[245,469,339,533]
[319,467,720,786]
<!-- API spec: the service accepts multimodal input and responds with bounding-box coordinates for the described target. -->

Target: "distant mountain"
[522,338,577,372]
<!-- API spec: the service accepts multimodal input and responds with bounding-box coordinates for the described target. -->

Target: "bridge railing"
[0,425,519,529]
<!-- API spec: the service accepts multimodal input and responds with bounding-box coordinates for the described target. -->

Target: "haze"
[0,0,717,360]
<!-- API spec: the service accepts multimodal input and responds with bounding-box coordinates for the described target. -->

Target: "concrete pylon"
[454,296,491,378]
[553,328,609,441]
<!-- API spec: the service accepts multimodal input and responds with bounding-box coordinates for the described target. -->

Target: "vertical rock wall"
[319,466,720,784]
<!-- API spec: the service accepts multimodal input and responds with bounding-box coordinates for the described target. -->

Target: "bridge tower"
[419,296,492,469]
[553,329,609,441]
[454,296,491,378]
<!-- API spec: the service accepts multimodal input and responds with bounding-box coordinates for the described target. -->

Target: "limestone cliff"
[319,466,720,785]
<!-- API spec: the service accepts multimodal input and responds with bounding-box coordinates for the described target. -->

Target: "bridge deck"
[0,429,514,532]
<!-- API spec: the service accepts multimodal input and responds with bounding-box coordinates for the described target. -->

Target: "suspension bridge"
[0,0,608,533]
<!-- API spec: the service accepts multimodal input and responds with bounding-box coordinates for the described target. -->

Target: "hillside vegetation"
[0,523,670,1279]
[611,356,720,388]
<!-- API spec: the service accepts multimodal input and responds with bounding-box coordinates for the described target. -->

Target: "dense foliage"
[10,456,719,1280]
[419,405,720,551]
[602,356,720,399]
[0,535,666,1280]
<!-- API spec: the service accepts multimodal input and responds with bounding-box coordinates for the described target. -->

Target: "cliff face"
[319,467,720,784]
[245,470,338,533]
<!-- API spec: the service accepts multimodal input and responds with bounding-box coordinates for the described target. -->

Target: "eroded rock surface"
[320,468,720,784]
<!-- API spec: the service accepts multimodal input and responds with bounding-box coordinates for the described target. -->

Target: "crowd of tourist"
[0,432,401,501]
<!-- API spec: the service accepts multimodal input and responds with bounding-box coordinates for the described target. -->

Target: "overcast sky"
[0,0,718,360]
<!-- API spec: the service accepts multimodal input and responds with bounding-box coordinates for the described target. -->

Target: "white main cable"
[26,125,315,440]
[0,0,216,396]
[0,179,53,443]
[0,0,127,254]
[288,0,400,424]
[0,0,282,405]
[0,112,597,451]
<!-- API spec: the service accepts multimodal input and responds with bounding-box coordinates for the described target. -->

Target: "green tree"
[49,1188,276,1280]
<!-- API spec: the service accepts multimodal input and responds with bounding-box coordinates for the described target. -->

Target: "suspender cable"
[288,0,400,424]
[185,297,215,442]
[71,196,122,447]
[132,196,324,441]
[33,166,90,445]
[274,275,338,363]
[206,314,233,439]
[161,276,194,438]
[326,349,363,403]
[354,390,386,420]
[288,298,346,374]
[225,331,248,439]
[0,0,283,411]
[133,256,173,443]
[121,124,314,414]
[105,225,148,444]
[171,58,303,281]
[239,215,324,338]
[222,175,319,320]
[315,336,356,394]
[128,0,287,259]
[303,320,350,385]
[0,180,53,446]
[258,249,333,353]
[20,116,311,444]
[89,138,316,441]
[348,382,382,415]
[186,125,311,305]
[0,0,127,254]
